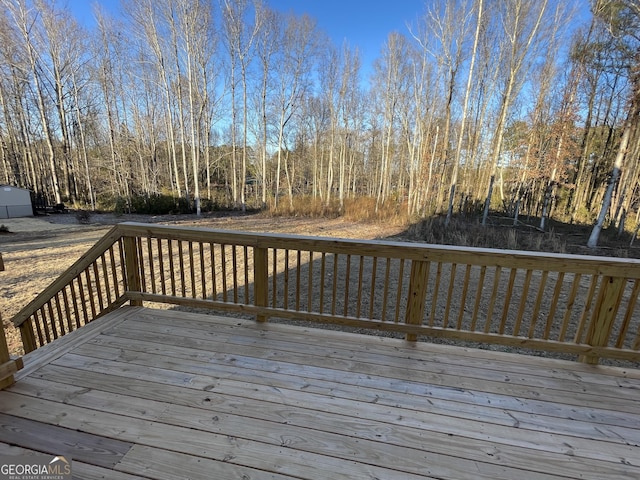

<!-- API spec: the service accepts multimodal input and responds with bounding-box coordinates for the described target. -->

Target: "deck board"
[0,442,150,480]
[1,306,639,479]
[0,413,133,468]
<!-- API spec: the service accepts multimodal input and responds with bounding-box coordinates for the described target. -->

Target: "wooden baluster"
[485,267,502,334]
[356,256,364,318]
[109,246,121,298]
[54,293,65,336]
[558,273,581,342]
[243,246,250,303]
[47,301,58,339]
[513,269,533,336]
[616,279,640,348]
[178,241,186,298]
[527,271,549,338]
[92,262,104,311]
[220,244,228,302]
[232,246,239,303]
[331,254,338,315]
[209,243,218,301]
[84,269,96,318]
[394,259,405,324]
[168,240,176,297]
[368,257,378,320]
[308,252,314,312]
[381,258,391,322]
[157,239,166,296]
[188,241,196,299]
[123,236,142,306]
[296,251,302,311]
[76,275,89,325]
[271,249,277,308]
[574,275,598,344]
[61,288,73,333]
[69,280,81,329]
[32,309,45,346]
[498,269,517,334]
[147,238,156,295]
[470,266,486,331]
[543,272,565,340]
[254,246,268,323]
[456,265,472,330]
[101,253,112,305]
[39,307,50,344]
[343,254,351,317]
[444,263,457,329]
[283,249,290,310]
[429,262,441,327]
[320,252,326,314]
[136,237,147,294]
[199,243,206,300]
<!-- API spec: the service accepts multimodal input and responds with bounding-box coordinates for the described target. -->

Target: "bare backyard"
[0,213,406,356]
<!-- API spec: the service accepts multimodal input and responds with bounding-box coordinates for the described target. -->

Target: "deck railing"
[10,222,640,364]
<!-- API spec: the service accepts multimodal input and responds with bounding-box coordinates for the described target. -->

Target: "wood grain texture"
[0,442,148,480]
[0,307,638,480]
[0,413,133,467]
[9,222,640,363]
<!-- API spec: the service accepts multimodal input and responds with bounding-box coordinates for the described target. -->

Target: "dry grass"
[2,211,638,368]
[0,213,406,357]
[405,216,568,253]
[268,195,410,226]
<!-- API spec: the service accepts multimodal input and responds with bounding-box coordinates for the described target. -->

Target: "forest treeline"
[0,0,639,246]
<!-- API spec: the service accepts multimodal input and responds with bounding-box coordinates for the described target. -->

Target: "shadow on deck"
[1,306,639,480]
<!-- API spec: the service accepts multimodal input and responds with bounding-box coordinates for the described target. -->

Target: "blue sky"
[269,0,426,69]
[68,0,426,77]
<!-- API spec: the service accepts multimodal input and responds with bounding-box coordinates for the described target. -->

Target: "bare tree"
[222,0,262,210]
[587,0,640,247]
[373,32,412,212]
[3,0,63,205]
[444,0,483,225]
[127,0,183,198]
[254,5,276,207]
[481,0,549,225]
[272,13,318,210]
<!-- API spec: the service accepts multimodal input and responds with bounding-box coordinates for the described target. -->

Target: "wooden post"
[579,276,626,364]
[254,246,269,323]
[123,237,143,306]
[0,252,24,389]
[405,259,429,341]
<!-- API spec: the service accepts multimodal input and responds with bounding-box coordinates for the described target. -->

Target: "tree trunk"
[588,95,639,248]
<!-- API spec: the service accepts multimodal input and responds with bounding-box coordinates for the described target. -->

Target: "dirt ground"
[0,212,406,356]
[2,211,638,368]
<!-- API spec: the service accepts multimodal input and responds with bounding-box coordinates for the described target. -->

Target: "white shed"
[0,185,33,219]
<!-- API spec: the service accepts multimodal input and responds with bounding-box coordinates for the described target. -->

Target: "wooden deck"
[1,306,639,480]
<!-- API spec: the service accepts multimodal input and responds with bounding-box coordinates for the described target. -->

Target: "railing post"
[0,252,24,389]
[123,236,143,307]
[579,276,626,364]
[254,246,269,323]
[18,322,37,354]
[405,259,429,341]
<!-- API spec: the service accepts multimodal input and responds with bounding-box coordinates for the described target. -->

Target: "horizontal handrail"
[117,222,640,277]
[10,221,640,364]
[12,226,123,328]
